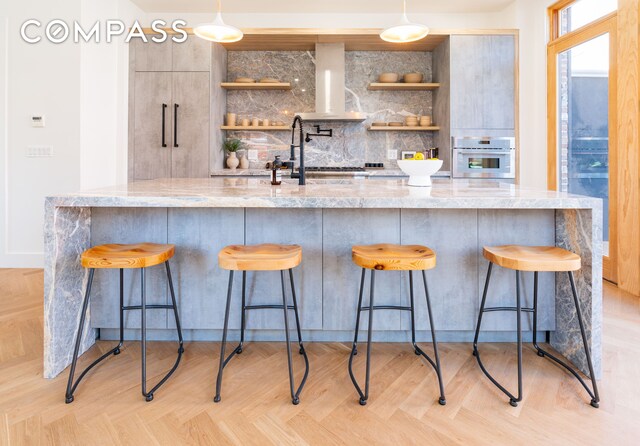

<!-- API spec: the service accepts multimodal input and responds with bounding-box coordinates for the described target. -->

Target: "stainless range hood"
[295,43,366,122]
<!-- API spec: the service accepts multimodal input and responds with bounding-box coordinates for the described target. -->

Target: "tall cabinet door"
[133,72,172,180]
[171,72,210,178]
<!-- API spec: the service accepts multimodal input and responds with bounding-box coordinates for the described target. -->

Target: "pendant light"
[194,0,243,43]
[380,0,429,43]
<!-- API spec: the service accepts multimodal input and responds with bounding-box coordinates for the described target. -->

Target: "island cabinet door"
[243,209,324,330]
[322,209,402,331]
[477,210,556,331]
[89,208,170,330]
[400,210,479,332]
[167,208,245,330]
[133,72,172,180]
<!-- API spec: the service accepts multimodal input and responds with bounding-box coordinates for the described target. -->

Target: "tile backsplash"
[225,51,436,169]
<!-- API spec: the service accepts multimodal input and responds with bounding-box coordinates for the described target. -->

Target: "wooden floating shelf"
[221,126,291,131]
[368,83,440,91]
[368,126,441,131]
[221,82,292,90]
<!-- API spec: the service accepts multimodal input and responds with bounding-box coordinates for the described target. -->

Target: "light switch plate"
[247,149,258,161]
[26,145,53,157]
[387,149,397,160]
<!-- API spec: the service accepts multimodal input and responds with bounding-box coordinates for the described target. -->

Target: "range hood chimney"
[296,43,366,122]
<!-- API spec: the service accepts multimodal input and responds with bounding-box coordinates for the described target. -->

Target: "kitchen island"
[44,178,602,380]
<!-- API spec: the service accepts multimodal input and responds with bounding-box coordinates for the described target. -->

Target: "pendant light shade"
[380,0,429,43]
[194,1,243,43]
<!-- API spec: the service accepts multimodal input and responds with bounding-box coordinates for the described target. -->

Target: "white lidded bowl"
[397,159,443,187]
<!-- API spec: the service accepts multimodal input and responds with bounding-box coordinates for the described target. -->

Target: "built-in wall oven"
[452,137,515,180]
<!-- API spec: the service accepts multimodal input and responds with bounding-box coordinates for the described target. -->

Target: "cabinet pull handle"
[162,103,167,147]
[173,103,179,148]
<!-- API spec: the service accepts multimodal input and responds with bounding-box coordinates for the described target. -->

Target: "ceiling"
[130,0,515,14]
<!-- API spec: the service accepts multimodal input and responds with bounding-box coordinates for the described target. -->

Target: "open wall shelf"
[221,126,290,131]
[368,126,440,131]
[221,82,292,90]
[368,82,440,91]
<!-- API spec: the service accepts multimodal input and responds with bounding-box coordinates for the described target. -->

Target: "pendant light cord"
[217,0,222,14]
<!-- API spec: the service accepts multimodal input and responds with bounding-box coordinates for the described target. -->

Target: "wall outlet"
[247,149,258,161]
[387,149,398,160]
[26,145,53,157]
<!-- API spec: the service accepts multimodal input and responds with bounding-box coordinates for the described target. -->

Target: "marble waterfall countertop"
[47,177,601,210]
[209,168,450,178]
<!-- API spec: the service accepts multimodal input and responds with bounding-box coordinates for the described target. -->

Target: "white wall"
[80,0,145,189]
[0,0,553,268]
[0,0,143,267]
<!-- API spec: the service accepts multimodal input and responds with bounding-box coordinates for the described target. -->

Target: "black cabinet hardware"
[173,104,179,148]
[161,104,167,147]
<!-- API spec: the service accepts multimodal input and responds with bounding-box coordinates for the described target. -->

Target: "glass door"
[547,11,617,281]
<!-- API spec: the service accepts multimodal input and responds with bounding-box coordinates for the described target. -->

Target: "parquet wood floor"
[1,269,638,445]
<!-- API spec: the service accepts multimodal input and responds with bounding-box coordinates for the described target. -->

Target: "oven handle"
[454,150,514,155]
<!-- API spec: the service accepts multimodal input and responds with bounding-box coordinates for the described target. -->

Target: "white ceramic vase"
[226,151,239,170]
[239,152,249,169]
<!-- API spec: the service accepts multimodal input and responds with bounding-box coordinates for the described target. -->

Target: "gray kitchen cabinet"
[133,37,211,72]
[131,71,210,180]
[450,35,515,130]
[171,72,211,178]
[133,72,172,180]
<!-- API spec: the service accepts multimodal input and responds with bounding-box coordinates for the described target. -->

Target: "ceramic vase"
[226,151,239,170]
[239,152,249,169]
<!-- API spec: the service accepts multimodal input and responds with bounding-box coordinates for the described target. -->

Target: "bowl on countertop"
[397,159,444,187]
[378,73,399,83]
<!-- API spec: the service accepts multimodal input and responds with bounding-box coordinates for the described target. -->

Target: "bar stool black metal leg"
[421,271,447,405]
[532,272,544,356]
[528,271,600,407]
[513,271,523,407]
[115,269,124,355]
[140,268,152,401]
[568,271,600,407]
[473,263,523,406]
[237,271,247,354]
[473,262,493,355]
[65,268,95,404]
[280,270,299,405]
[348,269,376,405]
[349,269,366,357]
[288,269,310,399]
[288,269,304,355]
[214,270,234,403]
[409,271,418,354]
[166,261,184,353]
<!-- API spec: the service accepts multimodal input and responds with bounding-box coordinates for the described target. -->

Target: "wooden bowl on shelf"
[403,73,424,83]
[378,73,399,83]
[371,122,388,127]
[235,77,255,83]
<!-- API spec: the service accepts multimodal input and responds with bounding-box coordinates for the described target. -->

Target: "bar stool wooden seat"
[215,244,309,405]
[348,243,446,406]
[473,245,600,408]
[65,243,184,403]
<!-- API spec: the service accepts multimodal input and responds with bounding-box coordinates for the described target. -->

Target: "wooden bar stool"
[214,243,309,405]
[348,244,446,406]
[473,245,600,408]
[65,243,184,403]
